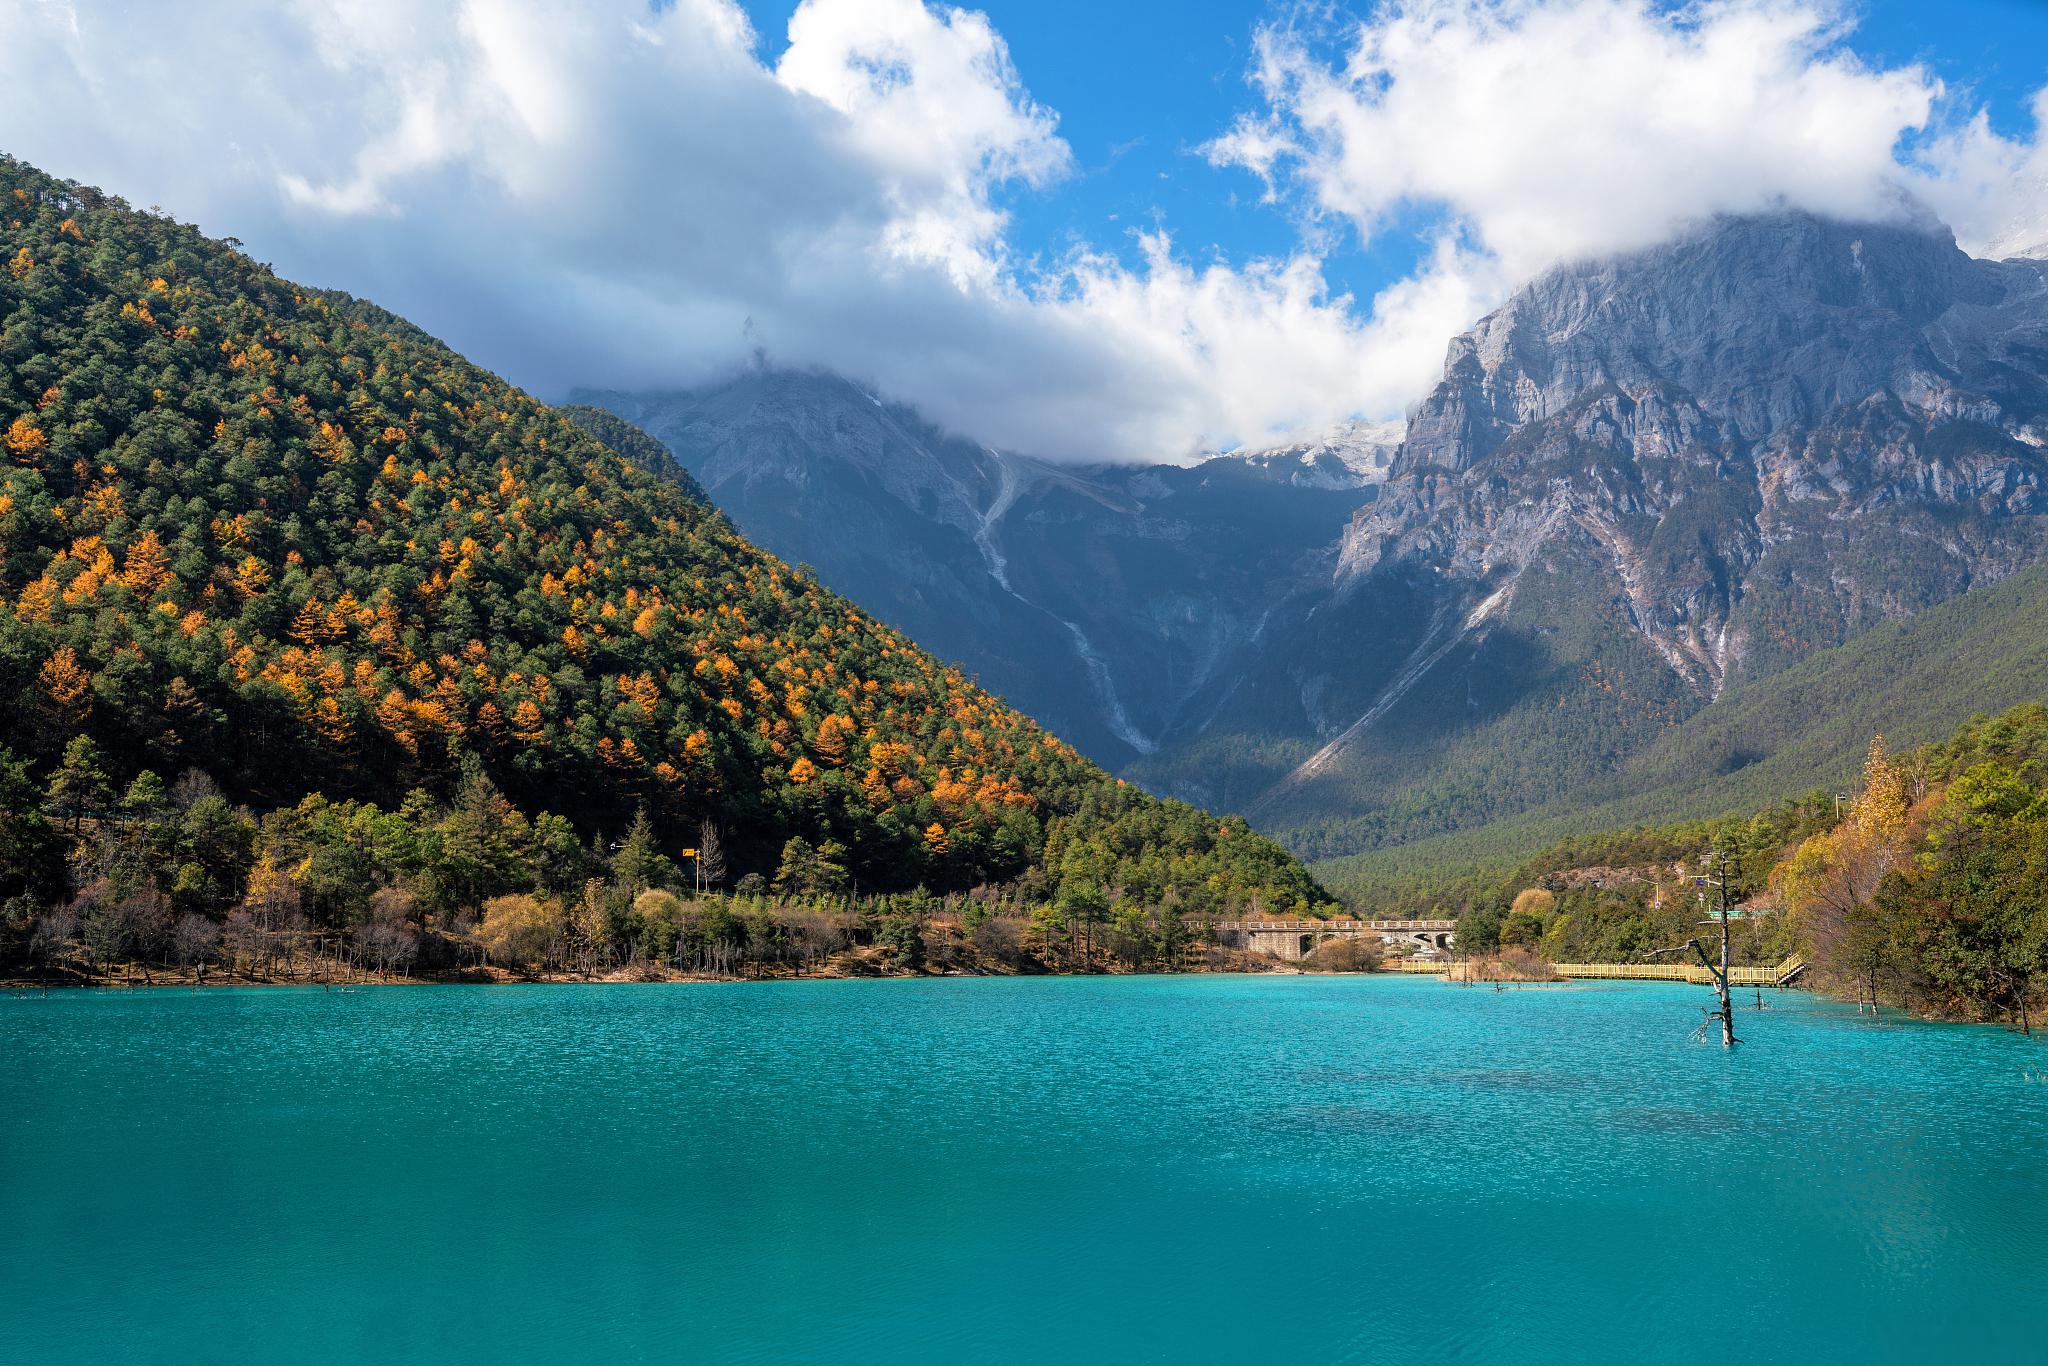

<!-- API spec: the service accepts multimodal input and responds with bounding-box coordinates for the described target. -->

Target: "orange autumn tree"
[38,646,92,717]
[118,530,173,596]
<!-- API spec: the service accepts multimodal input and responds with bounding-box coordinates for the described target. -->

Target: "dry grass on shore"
[1445,949,1562,984]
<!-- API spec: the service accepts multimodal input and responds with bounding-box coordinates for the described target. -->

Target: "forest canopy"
[0,155,1333,924]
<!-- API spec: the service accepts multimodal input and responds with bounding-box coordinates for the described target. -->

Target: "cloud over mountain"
[5,0,2045,460]
[1209,0,2048,404]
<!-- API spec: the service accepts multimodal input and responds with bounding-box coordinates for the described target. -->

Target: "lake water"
[4,975,2045,1363]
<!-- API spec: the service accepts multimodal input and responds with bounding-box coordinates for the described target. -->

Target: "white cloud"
[1210,0,2048,396]
[1914,86,2048,259]
[2,0,2047,463]
[3,0,1388,459]
[1215,0,1938,268]
[777,0,1070,291]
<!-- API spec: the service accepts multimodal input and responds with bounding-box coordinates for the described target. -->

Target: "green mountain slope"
[0,156,1330,913]
[1317,560,2048,906]
[557,403,710,506]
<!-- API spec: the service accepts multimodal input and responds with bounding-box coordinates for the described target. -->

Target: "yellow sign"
[680,848,698,858]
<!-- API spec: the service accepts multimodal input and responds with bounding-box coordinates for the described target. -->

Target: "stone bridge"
[1215,919,1456,963]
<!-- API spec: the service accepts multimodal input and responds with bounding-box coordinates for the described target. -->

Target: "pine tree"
[613,807,661,894]
[0,746,62,901]
[46,735,112,832]
[121,769,170,819]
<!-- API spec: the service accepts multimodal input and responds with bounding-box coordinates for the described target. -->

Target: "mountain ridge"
[553,210,2048,900]
[1311,556,2048,905]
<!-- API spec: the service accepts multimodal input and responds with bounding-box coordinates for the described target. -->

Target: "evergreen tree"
[45,736,112,832]
[613,808,664,894]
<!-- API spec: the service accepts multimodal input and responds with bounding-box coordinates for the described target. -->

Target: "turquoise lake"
[4,975,2045,1363]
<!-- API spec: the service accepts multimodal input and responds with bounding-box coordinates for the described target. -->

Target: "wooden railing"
[1552,956,1805,985]
[1386,955,1806,984]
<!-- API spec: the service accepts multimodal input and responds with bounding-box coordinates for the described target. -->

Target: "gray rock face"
[1164,210,2048,858]
[1338,212,2048,694]
[576,371,1379,767]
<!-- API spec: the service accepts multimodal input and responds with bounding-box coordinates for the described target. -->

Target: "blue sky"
[733,0,2048,308]
[8,0,2048,461]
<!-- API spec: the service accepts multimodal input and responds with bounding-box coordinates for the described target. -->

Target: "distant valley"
[589,209,2048,893]
[579,373,1394,766]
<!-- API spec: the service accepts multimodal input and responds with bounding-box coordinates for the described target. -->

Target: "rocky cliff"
[1184,211,2048,854]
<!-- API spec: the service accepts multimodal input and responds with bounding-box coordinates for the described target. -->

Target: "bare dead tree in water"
[1650,844,1741,1047]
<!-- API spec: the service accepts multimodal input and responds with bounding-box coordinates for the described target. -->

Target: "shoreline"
[0,960,1745,994]
[0,953,1325,992]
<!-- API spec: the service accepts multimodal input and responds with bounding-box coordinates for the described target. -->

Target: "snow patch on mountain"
[1210,418,1403,489]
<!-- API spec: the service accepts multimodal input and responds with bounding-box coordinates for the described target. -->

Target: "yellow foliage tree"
[1778,735,1913,1006]
[477,894,565,971]
[233,555,272,598]
[509,699,547,743]
[618,673,661,715]
[6,414,47,461]
[13,575,57,624]
[813,712,856,767]
[119,529,173,596]
[38,646,92,715]
[312,420,356,466]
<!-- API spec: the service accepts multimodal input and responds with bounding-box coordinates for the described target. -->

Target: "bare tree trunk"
[1717,909,1734,1047]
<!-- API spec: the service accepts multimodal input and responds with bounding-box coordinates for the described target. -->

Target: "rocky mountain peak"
[1331,206,2048,704]
[1399,211,2026,479]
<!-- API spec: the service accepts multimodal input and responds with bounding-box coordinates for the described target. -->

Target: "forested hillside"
[0,155,1332,961]
[1314,562,2048,908]
[1446,710,2048,1029]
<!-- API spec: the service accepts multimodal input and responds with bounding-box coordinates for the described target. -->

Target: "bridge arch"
[1213,919,1457,963]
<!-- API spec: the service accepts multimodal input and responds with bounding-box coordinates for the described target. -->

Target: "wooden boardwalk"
[1390,956,1807,985]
